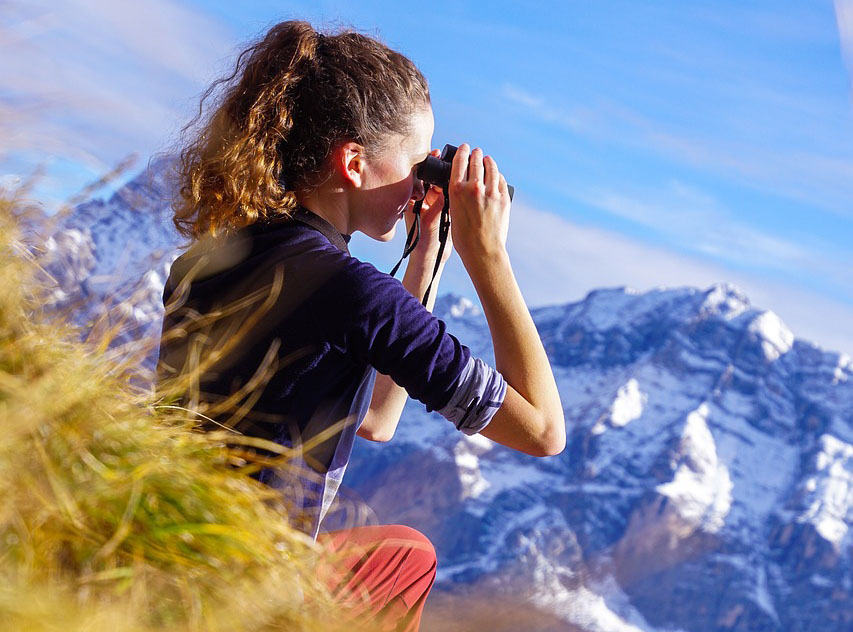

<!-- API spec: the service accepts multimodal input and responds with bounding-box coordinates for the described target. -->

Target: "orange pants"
[318,525,437,631]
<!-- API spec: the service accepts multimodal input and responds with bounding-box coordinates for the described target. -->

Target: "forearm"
[463,247,565,454]
[358,250,445,441]
[401,246,445,311]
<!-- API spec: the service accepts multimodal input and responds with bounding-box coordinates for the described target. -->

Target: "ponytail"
[172,21,429,241]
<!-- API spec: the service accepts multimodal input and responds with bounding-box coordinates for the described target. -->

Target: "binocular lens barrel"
[416,144,514,200]
[416,155,452,188]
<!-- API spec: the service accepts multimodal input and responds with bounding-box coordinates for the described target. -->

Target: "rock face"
[30,162,853,631]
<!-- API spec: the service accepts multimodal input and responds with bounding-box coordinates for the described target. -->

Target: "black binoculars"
[394,144,514,304]
[416,144,514,200]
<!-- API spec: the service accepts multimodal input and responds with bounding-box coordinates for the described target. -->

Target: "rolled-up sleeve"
[435,355,507,435]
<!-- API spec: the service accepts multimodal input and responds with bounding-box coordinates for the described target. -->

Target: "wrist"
[462,245,511,286]
[460,241,508,268]
[407,240,450,271]
[403,254,444,282]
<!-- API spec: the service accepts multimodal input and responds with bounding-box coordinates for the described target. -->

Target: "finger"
[423,184,443,211]
[405,197,418,217]
[484,156,499,196]
[450,143,470,186]
[499,174,510,199]
[468,147,484,184]
[404,200,415,228]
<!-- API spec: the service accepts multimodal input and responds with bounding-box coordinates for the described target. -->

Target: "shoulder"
[326,254,423,323]
[333,253,398,290]
[258,225,395,300]
[250,221,358,284]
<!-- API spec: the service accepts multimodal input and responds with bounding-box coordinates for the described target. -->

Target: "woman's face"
[353,106,434,241]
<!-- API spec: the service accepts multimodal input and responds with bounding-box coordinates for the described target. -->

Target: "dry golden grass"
[0,189,357,630]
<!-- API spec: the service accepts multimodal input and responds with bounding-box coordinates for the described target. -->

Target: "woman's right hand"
[447,143,512,265]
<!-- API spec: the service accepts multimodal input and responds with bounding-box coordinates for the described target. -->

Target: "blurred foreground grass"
[0,191,350,630]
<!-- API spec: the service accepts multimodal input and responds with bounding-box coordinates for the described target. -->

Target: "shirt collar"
[291,206,351,254]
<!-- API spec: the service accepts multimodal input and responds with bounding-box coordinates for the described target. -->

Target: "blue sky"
[2,0,852,355]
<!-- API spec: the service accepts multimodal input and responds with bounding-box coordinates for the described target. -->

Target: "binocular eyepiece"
[416,144,514,200]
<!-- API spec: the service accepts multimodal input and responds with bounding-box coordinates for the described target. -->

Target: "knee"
[383,525,436,573]
[324,524,437,580]
[385,525,434,552]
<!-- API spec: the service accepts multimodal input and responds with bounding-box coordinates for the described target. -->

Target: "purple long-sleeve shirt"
[157,207,506,537]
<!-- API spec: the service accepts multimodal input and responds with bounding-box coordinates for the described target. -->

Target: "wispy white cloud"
[502,83,591,137]
[0,0,235,193]
[540,176,851,308]
[571,180,853,304]
[502,77,853,219]
[576,180,811,268]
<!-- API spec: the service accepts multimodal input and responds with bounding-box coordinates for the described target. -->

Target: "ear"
[334,141,365,189]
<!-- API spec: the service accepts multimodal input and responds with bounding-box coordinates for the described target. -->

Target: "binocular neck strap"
[390,198,422,278]
[389,186,451,308]
[421,187,451,307]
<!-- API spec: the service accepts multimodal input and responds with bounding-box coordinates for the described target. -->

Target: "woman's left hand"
[404,151,453,265]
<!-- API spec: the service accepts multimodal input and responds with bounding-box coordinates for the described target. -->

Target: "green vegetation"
[0,191,350,631]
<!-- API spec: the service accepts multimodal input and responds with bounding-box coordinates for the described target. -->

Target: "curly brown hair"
[172,21,430,241]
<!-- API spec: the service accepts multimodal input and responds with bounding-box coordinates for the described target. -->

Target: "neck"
[296,186,352,235]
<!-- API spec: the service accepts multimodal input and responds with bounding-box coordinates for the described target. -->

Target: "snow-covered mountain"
[29,161,852,631]
[32,156,186,364]
[346,287,852,631]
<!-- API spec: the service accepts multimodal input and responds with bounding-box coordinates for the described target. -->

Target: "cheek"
[402,171,419,196]
[390,178,413,205]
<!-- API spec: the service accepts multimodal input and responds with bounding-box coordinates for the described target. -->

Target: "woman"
[156,20,565,631]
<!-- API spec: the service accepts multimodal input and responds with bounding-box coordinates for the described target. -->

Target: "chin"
[376,226,396,242]
[368,221,398,242]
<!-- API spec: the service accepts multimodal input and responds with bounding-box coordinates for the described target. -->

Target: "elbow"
[375,430,395,443]
[533,435,565,457]
[533,412,566,457]
[357,426,396,443]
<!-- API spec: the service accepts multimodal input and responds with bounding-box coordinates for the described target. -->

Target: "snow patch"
[656,403,733,533]
[579,288,635,330]
[834,353,851,385]
[710,396,799,524]
[701,283,750,319]
[528,562,687,632]
[592,378,648,435]
[799,434,852,549]
[747,311,793,361]
[448,296,481,318]
[754,564,779,621]
[476,458,553,503]
[453,433,493,500]
[610,379,646,427]
[810,574,835,588]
